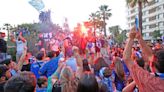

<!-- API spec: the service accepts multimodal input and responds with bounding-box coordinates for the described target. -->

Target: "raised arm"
[10,34,16,43]
[18,32,26,43]
[17,46,27,71]
[123,27,135,69]
[122,81,136,92]
[136,30,153,62]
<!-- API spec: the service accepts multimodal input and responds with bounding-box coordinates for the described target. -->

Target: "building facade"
[127,0,164,40]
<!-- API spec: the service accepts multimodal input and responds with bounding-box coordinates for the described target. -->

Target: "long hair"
[94,57,108,73]
[60,66,78,92]
[77,72,99,92]
[113,57,125,81]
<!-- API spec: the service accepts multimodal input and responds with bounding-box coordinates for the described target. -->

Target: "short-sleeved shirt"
[66,57,77,72]
[39,56,60,77]
[130,63,164,92]
[31,61,45,79]
[113,71,125,91]
[16,40,26,55]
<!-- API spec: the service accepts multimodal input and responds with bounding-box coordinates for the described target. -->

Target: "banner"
[28,0,45,12]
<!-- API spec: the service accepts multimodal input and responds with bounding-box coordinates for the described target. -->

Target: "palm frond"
[126,0,133,5]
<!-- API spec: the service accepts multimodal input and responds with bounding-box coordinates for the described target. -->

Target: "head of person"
[77,72,99,92]
[113,57,125,81]
[151,49,164,73]
[36,51,45,61]
[82,59,90,72]
[40,48,47,58]
[0,32,5,39]
[60,66,74,83]
[0,59,12,68]
[136,58,145,69]
[155,43,161,50]
[94,57,108,73]
[99,67,112,78]
[65,47,73,58]
[4,71,37,92]
[25,52,32,62]
[0,65,11,82]
[60,66,78,92]
[72,46,79,56]
[37,76,47,88]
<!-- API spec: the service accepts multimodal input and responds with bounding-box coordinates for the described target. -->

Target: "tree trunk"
[103,14,107,37]
[138,1,142,34]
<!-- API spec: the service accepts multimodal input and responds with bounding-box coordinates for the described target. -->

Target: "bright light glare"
[81,25,87,34]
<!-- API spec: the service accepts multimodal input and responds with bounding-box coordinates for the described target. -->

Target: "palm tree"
[89,13,102,32]
[97,5,112,37]
[126,0,148,34]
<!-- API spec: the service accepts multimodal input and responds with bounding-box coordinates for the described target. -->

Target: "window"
[149,32,153,36]
[146,33,149,37]
[158,0,162,2]
[142,19,146,23]
[146,11,149,15]
[156,15,159,20]
[160,30,164,34]
[146,18,149,22]
[143,11,146,16]
[131,22,135,26]
[128,18,130,21]
[156,6,161,11]
[149,16,156,21]
[159,13,163,19]
[146,25,149,29]
[159,22,164,27]
[155,0,159,3]
[143,3,148,8]
[143,26,146,30]
[149,24,156,28]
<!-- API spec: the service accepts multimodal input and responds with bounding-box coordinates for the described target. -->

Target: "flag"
[28,0,45,11]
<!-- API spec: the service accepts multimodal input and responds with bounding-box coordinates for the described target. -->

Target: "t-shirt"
[66,57,77,72]
[113,71,125,91]
[31,61,45,79]
[36,88,47,92]
[21,63,31,71]
[16,40,26,55]
[39,56,61,77]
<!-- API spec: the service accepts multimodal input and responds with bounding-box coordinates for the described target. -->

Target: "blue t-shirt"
[66,57,77,72]
[121,60,130,77]
[39,56,60,77]
[36,88,47,92]
[113,71,126,91]
[30,61,45,79]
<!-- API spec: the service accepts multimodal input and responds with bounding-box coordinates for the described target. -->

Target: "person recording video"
[10,32,27,63]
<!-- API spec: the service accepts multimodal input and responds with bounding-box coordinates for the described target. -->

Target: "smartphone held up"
[135,16,139,31]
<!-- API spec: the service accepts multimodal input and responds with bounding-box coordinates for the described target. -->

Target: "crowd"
[0,26,164,92]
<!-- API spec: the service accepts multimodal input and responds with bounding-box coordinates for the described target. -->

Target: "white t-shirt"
[16,40,27,55]
[50,39,59,51]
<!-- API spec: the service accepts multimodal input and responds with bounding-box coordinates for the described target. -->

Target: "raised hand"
[129,26,137,39]
[135,28,142,40]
